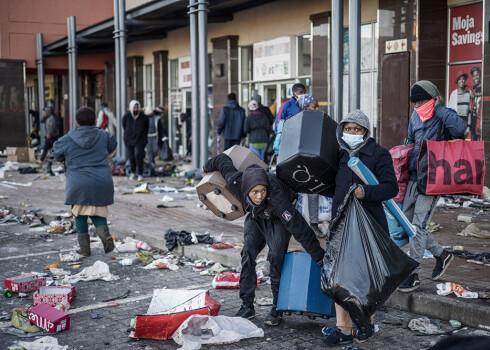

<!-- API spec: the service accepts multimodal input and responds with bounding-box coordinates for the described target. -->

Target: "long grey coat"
[53,126,117,206]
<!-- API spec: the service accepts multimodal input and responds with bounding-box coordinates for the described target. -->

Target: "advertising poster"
[178,56,192,88]
[253,37,291,81]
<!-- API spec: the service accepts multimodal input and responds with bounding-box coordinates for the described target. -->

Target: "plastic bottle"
[54,300,70,312]
[4,289,13,298]
[119,258,133,266]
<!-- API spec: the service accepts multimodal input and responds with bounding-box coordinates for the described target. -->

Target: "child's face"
[305,100,319,111]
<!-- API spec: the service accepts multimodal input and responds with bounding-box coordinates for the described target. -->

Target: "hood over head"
[68,126,101,149]
[227,100,240,109]
[241,164,269,200]
[336,109,371,154]
[129,100,140,115]
[44,107,53,116]
[252,94,262,104]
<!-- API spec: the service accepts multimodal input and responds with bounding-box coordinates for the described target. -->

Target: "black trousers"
[240,215,291,308]
[224,139,240,150]
[40,138,55,161]
[126,144,145,176]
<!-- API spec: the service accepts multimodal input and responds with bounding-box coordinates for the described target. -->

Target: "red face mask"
[415,99,435,122]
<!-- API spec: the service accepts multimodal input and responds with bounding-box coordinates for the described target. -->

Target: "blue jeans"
[249,144,266,161]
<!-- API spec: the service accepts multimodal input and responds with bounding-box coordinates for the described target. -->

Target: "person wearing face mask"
[322,110,398,346]
[397,80,465,293]
[122,100,149,181]
[202,154,325,327]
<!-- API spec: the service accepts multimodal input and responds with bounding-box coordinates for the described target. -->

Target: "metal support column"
[349,0,361,111]
[36,33,46,146]
[118,0,128,158]
[67,16,78,130]
[189,0,200,169]
[197,0,209,167]
[113,0,123,157]
[332,0,343,122]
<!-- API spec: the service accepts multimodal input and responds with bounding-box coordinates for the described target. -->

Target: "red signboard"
[449,2,483,62]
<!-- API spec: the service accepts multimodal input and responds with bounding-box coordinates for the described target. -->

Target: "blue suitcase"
[277,251,336,319]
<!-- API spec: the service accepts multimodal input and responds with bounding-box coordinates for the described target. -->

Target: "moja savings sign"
[449,2,483,62]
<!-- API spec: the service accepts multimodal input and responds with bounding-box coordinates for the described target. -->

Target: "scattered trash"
[212,271,263,289]
[2,181,32,187]
[481,186,490,201]
[16,336,69,350]
[164,229,213,251]
[172,314,264,350]
[131,289,221,340]
[133,183,151,193]
[408,317,440,334]
[436,282,479,298]
[119,258,134,266]
[29,304,70,333]
[160,195,174,202]
[449,320,462,328]
[115,237,152,252]
[91,313,103,319]
[255,297,273,306]
[212,242,234,249]
[46,220,73,234]
[64,261,119,284]
[150,185,178,194]
[54,300,71,312]
[457,214,475,223]
[5,273,46,293]
[59,251,83,262]
[136,252,155,265]
[427,222,441,234]
[200,263,227,276]
[45,264,59,270]
[452,250,490,265]
[255,258,271,277]
[143,258,179,271]
[11,309,43,333]
[458,223,490,239]
[33,286,76,306]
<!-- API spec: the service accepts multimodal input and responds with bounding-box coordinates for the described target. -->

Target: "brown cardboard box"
[196,145,267,221]
[6,147,35,162]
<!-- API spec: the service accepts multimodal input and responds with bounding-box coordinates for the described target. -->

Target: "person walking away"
[397,80,466,293]
[217,93,246,149]
[96,102,116,136]
[203,155,325,327]
[273,83,306,155]
[52,107,117,257]
[144,106,160,166]
[38,107,60,163]
[295,94,324,237]
[322,110,398,345]
[123,100,149,181]
[244,100,271,161]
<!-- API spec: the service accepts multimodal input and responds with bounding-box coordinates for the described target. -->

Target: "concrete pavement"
[0,158,489,331]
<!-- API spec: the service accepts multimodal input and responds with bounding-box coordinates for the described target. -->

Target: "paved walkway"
[0,158,489,330]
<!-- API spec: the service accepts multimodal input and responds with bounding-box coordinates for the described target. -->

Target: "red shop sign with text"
[449,2,483,62]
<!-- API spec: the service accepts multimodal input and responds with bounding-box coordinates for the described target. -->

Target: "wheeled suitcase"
[277,251,336,319]
[276,111,338,196]
[196,145,268,221]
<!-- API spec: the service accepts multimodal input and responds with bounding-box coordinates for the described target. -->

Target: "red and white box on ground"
[29,303,70,333]
[5,273,46,293]
[33,286,76,306]
[131,289,221,340]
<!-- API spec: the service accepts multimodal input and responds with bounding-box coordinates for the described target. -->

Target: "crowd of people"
[42,77,473,347]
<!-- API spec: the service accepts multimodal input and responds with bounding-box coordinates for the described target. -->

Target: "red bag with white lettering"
[417,140,485,195]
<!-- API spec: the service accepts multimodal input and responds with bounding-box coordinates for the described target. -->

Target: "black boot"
[96,225,115,253]
[264,306,283,326]
[76,234,91,257]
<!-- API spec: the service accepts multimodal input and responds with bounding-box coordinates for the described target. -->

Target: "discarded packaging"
[17,336,69,350]
[59,251,83,262]
[33,286,76,306]
[408,317,440,334]
[212,271,263,289]
[29,303,70,333]
[172,315,264,350]
[143,258,179,270]
[64,261,119,284]
[92,313,103,319]
[133,183,151,193]
[131,289,221,340]
[458,223,490,239]
[45,264,59,270]
[164,229,213,251]
[457,214,475,223]
[136,252,155,265]
[449,320,462,328]
[115,237,152,252]
[436,282,478,298]
[11,309,43,333]
[212,242,234,249]
[5,273,46,293]
[119,258,134,266]
[54,300,71,313]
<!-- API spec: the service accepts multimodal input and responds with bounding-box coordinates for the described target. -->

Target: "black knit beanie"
[76,107,96,126]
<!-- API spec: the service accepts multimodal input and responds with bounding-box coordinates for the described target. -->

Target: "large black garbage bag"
[164,229,214,251]
[321,188,418,334]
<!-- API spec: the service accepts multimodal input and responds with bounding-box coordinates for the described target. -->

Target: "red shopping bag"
[390,144,414,203]
[417,140,485,195]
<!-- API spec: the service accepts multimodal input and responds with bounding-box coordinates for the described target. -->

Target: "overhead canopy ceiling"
[43,0,276,56]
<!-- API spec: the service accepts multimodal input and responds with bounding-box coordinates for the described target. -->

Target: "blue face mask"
[342,133,365,149]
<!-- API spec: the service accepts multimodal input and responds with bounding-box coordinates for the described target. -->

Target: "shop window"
[240,46,253,82]
[143,64,154,108]
[169,59,178,89]
[297,35,311,77]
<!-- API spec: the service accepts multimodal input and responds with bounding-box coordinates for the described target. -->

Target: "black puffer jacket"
[204,153,325,262]
[122,112,149,146]
[244,111,271,143]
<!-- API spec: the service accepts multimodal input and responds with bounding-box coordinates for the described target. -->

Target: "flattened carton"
[5,273,46,293]
[196,145,268,221]
[6,147,35,162]
[33,286,76,306]
[131,289,221,340]
[29,303,70,333]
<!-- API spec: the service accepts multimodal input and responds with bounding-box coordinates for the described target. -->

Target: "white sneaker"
[137,175,143,182]
[129,173,135,180]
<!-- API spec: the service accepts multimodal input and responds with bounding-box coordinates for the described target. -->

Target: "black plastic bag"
[321,188,418,334]
[164,229,214,251]
[160,139,174,161]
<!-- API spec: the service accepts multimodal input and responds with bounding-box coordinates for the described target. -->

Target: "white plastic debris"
[3,180,32,187]
[143,258,179,271]
[172,314,264,350]
[436,282,478,299]
[17,335,68,350]
[115,237,151,252]
[64,261,119,284]
[160,195,174,202]
[408,317,440,334]
[59,251,83,262]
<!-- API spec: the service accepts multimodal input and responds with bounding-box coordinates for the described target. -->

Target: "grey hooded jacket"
[52,126,117,206]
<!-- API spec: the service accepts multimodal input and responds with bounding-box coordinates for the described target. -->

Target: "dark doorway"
[380,52,411,150]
